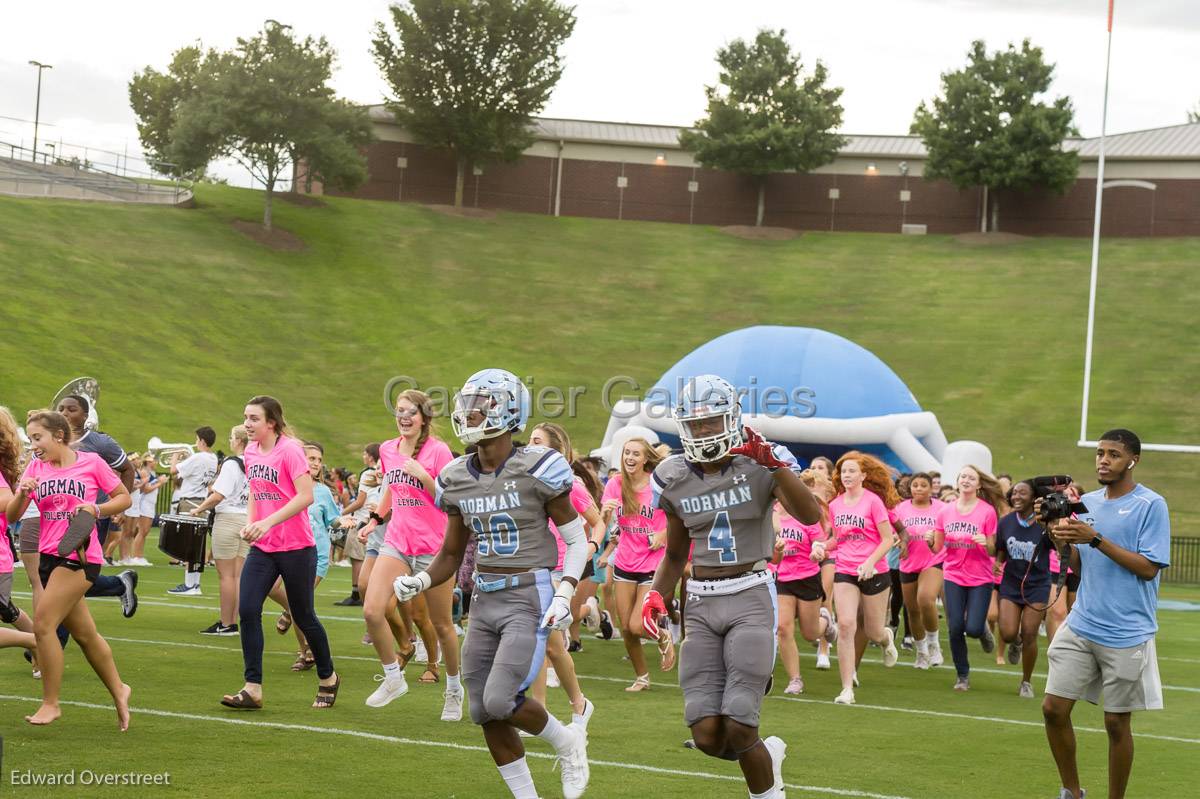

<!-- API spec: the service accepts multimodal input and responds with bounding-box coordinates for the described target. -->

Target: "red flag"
[1108,0,1114,32]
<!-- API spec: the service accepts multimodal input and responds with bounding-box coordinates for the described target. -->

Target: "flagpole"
[1078,1,1114,447]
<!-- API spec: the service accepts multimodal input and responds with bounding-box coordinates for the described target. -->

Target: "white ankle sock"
[749,787,781,799]
[382,660,401,678]
[185,570,201,588]
[537,714,574,752]
[446,672,462,692]
[916,637,929,655]
[926,631,940,646]
[497,757,538,799]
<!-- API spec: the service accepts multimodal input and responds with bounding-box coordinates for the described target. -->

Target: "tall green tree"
[128,45,212,178]
[373,0,576,208]
[912,39,1078,232]
[680,29,845,227]
[130,23,373,230]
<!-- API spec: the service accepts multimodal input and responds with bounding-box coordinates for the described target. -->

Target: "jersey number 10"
[472,513,520,557]
[707,510,738,564]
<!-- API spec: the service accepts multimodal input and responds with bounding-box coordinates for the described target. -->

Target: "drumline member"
[167,427,218,596]
[392,369,590,799]
[49,396,139,619]
[5,410,132,729]
[599,436,668,692]
[358,391,463,719]
[771,469,837,695]
[126,454,167,566]
[894,472,947,669]
[996,480,1052,697]
[187,426,250,635]
[220,396,339,710]
[527,422,600,727]
[828,451,902,705]
[643,375,821,799]
[932,465,1002,691]
[0,408,38,658]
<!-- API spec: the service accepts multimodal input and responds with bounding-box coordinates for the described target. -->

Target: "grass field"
[0,184,1197,542]
[0,537,1197,798]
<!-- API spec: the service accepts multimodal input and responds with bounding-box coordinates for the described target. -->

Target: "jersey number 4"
[472,513,520,557]
[707,510,738,564]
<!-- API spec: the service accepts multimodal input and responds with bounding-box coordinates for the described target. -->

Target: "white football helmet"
[450,368,530,445]
[673,374,744,463]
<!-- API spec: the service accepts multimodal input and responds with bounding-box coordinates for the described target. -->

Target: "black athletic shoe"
[200,620,223,635]
[568,639,582,653]
[334,594,363,606]
[118,569,139,618]
[597,610,614,640]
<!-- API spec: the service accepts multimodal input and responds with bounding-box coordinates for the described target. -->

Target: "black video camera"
[1031,475,1088,523]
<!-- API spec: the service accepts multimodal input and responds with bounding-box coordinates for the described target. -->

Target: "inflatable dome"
[594,325,990,475]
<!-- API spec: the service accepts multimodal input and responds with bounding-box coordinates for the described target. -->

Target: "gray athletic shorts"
[462,569,553,725]
[1045,622,1163,713]
[679,579,778,728]
[378,544,434,574]
[19,515,40,555]
[365,524,387,558]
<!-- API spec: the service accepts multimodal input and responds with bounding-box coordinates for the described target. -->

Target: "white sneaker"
[820,607,838,643]
[582,596,600,630]
[815,652,831,670]
[763,735,786,792]
[881,627,899,668]
[137,557,153,566]
[555,723,590,799]
[547,667,560,688]
[834,687,855,705]
[914,651,931,670]
[852,671,860,688]
[1019,681,1035,699]
[413,639,428,663]
[572,698,595,730]
[929,643,945,667]
[365,671,409,707]
[441,687,464,720]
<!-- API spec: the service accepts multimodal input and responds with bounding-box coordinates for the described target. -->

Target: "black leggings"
[239,545,334,683]
[888,568,909,635]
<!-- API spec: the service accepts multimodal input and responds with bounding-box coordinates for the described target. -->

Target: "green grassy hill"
[0,185,1196,533]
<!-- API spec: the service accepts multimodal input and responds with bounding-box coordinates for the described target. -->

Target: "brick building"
[309,106,1200,237]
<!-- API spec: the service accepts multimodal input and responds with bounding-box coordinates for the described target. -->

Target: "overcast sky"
[1,0,1196,185]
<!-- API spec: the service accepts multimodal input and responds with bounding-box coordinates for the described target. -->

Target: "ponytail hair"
[0,406,22,487]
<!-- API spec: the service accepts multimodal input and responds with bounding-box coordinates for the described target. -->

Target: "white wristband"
[554,581,576,601]
[415,571,433,592]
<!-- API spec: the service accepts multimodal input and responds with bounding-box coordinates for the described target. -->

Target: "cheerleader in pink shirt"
[828,452,902,705]
[932,465,1003,691]
[894,472,946,669]
[5,410,132,729]
[770,468,836,695]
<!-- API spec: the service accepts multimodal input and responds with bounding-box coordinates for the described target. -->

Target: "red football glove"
[641,590,668,640]
[729,426,789,470]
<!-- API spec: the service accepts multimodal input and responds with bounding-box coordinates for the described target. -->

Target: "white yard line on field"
[0,693,913,799]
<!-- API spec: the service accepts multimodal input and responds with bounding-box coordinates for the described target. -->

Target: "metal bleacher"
[0,141,193,205]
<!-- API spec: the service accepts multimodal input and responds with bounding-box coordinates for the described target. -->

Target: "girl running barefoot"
[894,472,946,669]
[5,410,132,729]
[771,473,835,695]
[358,391,461,719]
[220,396,338,710]
[829,452,902,704]
[0,408,38,658]
[599,437,667,692]
[996,480,1052,697]
[932,465,1002,691]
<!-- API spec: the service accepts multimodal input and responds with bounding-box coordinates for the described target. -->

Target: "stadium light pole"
[28,60,52,164]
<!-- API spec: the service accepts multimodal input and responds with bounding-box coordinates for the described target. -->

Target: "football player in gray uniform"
[642,375,820,799]
[392,369,591,799]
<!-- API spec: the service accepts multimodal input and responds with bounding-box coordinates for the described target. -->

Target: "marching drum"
[158,513,211,570]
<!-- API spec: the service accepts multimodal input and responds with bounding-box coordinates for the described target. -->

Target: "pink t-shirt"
[894,498,946,573]
[549,477,599,570]
[829,490,891,576]
[936,499,999,587]
[380,436,454,556]
[0,473,13,573]
[773,506,824,582]
[22,451,120,565]
[245,436,314,553]
[602,474,667,574]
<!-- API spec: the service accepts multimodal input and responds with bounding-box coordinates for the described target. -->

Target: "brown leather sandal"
[220,689,262,710]
[291,649,315,671]
[312,675,340,708]
[417,663,440,684]
[276,611,292,635]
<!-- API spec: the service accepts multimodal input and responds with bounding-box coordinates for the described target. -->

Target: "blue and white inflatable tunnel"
[595,325,990,476]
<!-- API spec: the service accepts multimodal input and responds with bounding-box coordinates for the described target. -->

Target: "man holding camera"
[1042,429,1170,799]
